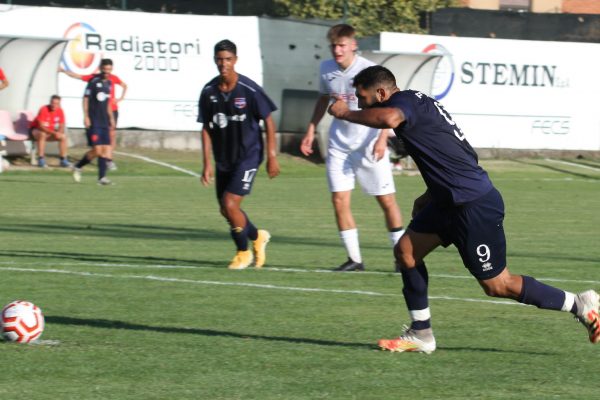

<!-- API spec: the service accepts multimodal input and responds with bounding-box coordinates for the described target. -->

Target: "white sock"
[340,228,362,263]
[561,291,576,312]
[388,229,405,246]
[409,308,431,322]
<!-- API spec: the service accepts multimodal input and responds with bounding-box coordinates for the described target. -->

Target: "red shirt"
[0,68,6,81]
[82,74,123,111]
[30,105,65,132]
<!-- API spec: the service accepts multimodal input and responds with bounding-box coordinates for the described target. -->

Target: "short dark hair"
[327,24,356,42]
[100,58,113,67]
[353,65,397,89]
[214,39,237,55]
[50,94,61,101]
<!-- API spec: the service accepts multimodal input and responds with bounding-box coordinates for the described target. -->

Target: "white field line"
[0,265,543,307]
[0,260,598,286]
[545,158,600,172]
[114,150,200,177]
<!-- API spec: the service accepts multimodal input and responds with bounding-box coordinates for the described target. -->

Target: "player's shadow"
[436,346,553,355]
[512,159,600,180]
[45,315,373,350]
[0,222,229,242]
[0,221,355,250]
[45,315,553,355]
[0,249,223,268]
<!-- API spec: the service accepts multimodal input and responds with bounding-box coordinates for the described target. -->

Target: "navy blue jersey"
[383,90,493,205]
[198,74,277,171]
[84,75,112,128]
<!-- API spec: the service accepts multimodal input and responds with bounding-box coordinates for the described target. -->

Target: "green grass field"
[1,150,599,399]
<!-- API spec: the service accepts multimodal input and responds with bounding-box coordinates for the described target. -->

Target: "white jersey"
[319,56,380,152]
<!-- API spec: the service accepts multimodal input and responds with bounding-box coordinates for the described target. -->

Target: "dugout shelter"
[0,35,67,155]
[0,35,67,115]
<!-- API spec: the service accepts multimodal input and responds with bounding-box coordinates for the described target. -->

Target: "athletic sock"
[230,225,249,251]
[388,226,405,246]
[242,211,258,241]
[339,228,361,263]
[400,263,431,330]
[75,155,91,169]
[563,291,577,314]
[98,157,107,179]
[518,275,566,311]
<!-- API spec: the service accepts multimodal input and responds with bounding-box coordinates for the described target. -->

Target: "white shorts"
[326,140,396,196]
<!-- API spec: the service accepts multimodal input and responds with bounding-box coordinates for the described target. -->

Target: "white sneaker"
[72,167,82,183]
[97,177,113,186]
[107,161,117,171]
[575,290,600,344]
[378,326,436,354]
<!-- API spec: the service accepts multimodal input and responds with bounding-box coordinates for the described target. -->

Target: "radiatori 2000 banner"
[0,5,263,131]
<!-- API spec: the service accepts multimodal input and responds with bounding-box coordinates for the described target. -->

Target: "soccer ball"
[1,300,45,343]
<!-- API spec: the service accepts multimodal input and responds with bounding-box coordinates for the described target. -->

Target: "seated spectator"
[30,95,70,168]
[0,67,8,91]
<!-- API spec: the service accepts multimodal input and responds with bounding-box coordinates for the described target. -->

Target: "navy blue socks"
[98,157,107,179]
[230,225,249,251]
[75,155,91,169]
[400,263,431,330]
[519,275,566,311]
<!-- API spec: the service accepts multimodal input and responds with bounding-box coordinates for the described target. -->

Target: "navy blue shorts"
[409,187,506,280]
[216,160,260,200]
[86,126,110,146]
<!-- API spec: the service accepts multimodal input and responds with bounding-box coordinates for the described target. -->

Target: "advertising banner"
[0,5,262,131]
[380,32,600,150]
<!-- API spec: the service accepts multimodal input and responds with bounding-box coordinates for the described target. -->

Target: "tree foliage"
[272,0,458,37]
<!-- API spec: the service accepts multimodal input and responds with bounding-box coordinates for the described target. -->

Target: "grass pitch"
[0,150,599,399]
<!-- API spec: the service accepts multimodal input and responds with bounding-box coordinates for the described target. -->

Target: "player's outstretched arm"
[59,67,84,80]
[300,95,329,156]
[201,126,214,186]
[328,97,404,129]
[264,115,280,179]
[0,78,8,90]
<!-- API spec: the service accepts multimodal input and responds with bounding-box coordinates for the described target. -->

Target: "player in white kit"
[300,24,405,271]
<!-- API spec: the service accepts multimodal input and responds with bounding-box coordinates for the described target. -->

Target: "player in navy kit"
[72,69,115,185]
[198,39,280,270]
[328,65,599,353]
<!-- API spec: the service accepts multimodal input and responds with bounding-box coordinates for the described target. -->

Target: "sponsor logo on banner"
[62,22,102,75]
[62,20,202,75]
[422,43,455,100]
[234,97,246,109]
[422,43,569,100]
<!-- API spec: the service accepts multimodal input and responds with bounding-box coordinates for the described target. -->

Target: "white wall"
[379,32,600,151]
[0,5,263,131]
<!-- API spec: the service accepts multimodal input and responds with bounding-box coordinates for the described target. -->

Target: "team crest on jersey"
[234,97,246,109]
